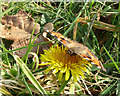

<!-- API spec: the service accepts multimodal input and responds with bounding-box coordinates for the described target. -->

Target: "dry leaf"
[1,10,53,57]
[11,35,50,57]
[1,10,40,41]
[1,24,32,41]
[43,22,54,31]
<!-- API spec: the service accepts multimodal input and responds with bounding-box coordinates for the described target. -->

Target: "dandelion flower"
[40,45,92,82]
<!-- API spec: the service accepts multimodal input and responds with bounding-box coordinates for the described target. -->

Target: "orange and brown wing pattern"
[46,30,106,71]
[81,48,106,71]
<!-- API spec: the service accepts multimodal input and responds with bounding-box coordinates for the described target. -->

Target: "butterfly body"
[46,30,106,71]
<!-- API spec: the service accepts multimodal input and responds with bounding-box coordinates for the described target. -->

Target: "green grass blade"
[0,41,52,54]
[63,1,89,36]
[14,55,48,96]
[0,87,12,96]
[29,52,39,71]
[2,2,23,16]
[116,79,120,95]
[55,76,71,95]
[0,40,10,66]
[100,81,117,96]
[117,2,120,62]
[23,76,33,96]
[116,80,120,96]
[104,47,120,73]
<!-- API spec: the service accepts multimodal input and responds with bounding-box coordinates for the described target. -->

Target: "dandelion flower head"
[40,45,92,82]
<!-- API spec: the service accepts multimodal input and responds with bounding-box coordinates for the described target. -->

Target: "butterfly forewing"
[46,30,106,71]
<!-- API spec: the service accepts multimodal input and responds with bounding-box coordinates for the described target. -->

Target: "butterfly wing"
[46,30,106,71]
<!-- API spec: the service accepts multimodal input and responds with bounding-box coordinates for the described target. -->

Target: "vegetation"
[0,1,120,96]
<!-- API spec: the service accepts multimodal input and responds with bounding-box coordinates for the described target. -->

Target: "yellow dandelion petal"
[85,68,90,75]
[71,72,77,82]
[53,67,59,74]
[80,66,88,73]
[80,74,85,79]
[65,68,70,81]
[40,62,52,66]
[41,55,51,62]
[61,65,67,73]
[40,45,92,82]
[76,67,84,76]
[76,72,80,80]
[58,71,63,81]
[70,68,77,74]
[44,66,52,73]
